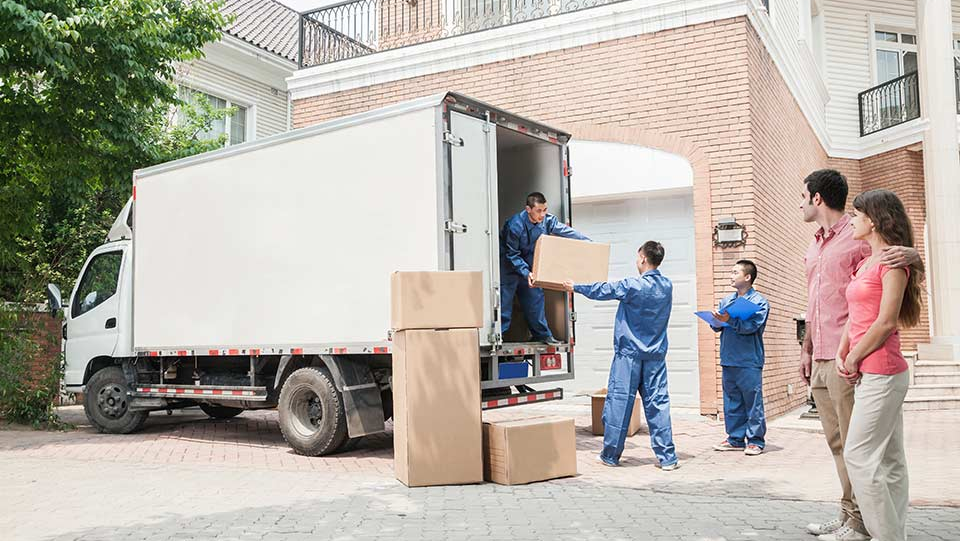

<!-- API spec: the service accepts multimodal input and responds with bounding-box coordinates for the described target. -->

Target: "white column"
[917,0,960,357]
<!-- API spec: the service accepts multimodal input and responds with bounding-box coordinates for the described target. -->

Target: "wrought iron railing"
[858,71,920,136]
[858,66,960,137]
[299,0,623,68]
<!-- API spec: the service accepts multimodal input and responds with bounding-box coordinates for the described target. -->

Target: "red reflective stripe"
[212,389,222,395]
[148,351,159,357]
[291,348,303,355]
[507,397,519,405]
[228,349,239,355]
[518,125,528,133]
[208,350,219,356]
[514,348,524,355]
[374,347,388,354]
[177,350,188,356]
[250,348,261,355]
[132,186,137,200]
[546,346,556,353]
[334,347,347,354]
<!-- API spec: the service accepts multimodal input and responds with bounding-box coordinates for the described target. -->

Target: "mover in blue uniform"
[563,241,679,470]
[500,192,589,345]
[711,259,769,456]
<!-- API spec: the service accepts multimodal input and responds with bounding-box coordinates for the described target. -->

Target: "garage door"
[565,192,700,407]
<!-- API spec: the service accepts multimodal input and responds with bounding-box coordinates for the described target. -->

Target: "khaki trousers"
[845,372,910,541]
[811,359,865,533]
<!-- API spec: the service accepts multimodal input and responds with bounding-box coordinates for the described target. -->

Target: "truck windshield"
[72,251,122,318]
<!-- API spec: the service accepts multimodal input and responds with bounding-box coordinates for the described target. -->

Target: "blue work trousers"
[601,352,678,466]
[500,271,552,339]
[721,366,767,448]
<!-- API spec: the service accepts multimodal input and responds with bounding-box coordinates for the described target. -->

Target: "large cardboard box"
[590,388,644,437]
[482,417,577,485]
[530,236,610,291]
[393,329,483,487]
[391,271,483,330]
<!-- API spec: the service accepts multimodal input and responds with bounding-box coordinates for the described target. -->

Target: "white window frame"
[177,79,257,145]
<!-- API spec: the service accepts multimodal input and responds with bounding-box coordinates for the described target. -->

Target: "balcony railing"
[858,66,960,137]
[298,0,624,68]
[858,71,920,137]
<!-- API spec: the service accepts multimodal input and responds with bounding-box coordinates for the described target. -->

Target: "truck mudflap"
[318,355,386,438]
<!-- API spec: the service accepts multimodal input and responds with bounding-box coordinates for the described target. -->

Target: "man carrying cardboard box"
[562,241,679,470]
[500,192,589,346]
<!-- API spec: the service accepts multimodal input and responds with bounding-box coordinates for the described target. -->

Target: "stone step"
[913,360,960,373]
[914,372,960,385]
[903,395,960,411]
[906,383,960,398]
[917,343,960,361]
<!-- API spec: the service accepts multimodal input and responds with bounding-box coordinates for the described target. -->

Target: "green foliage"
[0,0,230,301]
[0,306,67,428]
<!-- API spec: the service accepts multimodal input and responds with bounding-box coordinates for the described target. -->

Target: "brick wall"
[859,147,930,351]
[746,26,826,418]
[293,17,829,418]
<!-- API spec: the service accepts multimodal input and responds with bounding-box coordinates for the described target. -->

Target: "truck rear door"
[447,111,499,346]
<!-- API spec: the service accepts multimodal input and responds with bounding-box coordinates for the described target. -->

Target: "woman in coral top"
[836,189,924,541]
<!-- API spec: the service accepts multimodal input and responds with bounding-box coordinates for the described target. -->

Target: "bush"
[0,306,67,428]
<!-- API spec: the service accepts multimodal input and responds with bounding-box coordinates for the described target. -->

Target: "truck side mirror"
[46,283,62,317]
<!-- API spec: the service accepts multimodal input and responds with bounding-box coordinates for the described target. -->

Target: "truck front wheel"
[84,366,148,434]
[278,367,347,456]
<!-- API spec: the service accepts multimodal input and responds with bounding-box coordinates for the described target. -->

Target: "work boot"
[816,526,871,541]
[744,444,763,456]
[712,439,744,451]
[541,336,562,346]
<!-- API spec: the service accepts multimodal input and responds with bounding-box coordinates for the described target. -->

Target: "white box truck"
[47,92,579,456]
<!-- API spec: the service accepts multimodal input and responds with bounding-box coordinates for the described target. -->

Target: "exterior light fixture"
[713,216,747,248]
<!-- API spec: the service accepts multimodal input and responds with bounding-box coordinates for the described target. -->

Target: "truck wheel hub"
[97,385,127,418]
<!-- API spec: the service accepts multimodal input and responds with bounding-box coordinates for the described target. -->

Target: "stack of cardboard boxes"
[391,271,485,487]
[390,236,609,487]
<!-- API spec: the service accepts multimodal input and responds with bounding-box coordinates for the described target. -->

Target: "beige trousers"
[811,359,865,533]
[844,372,910,541]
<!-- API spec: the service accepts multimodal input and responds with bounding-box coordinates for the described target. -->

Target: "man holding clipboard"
[698,260,769,456]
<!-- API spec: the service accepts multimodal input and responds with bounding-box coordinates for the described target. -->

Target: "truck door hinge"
[444,220,468,234]
[570,311,577,322]
[443,131,464,146]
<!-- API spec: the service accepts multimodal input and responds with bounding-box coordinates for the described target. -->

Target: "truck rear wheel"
[84,366,148,434]
[199,403,244,420]
[278,367,347,456]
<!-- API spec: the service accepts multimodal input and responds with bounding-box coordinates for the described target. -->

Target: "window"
[72,252,123,318]
[873,29,917,84]
[178,86,249,146]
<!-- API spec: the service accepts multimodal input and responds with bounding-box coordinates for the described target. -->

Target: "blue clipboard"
[724,296,762,320]
[695,311,728,327]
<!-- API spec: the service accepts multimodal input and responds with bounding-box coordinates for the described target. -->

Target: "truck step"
[133,384,268,401]
[482,388,563,410]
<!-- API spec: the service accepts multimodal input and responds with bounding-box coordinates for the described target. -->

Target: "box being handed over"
[530,236,610,291]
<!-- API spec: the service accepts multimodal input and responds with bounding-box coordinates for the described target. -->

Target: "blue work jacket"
[574,270,673,360]
[499,211,589,278]
[712,288,769,369]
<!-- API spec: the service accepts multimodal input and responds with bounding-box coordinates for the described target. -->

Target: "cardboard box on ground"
[392,328,483,487]
[591,388,645,437]
[483,417,578,485]
[531,236,610,291]
[391,271,483,330]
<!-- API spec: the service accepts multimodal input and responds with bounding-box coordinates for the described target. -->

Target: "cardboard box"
[391,271,483,330]
[483,417,577,485]
[590,388,644,437]
[500,289,569,343]
[530,236,610,291]
[393,329,483,487]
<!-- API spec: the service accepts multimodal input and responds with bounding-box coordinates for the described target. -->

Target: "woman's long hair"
[853,189,925,327]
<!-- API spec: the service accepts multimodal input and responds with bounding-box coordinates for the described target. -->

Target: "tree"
[0,0,229,301]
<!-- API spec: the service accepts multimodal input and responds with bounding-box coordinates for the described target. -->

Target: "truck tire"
[199,403,244,420]
[278,366,347,456]
[84,366,148,434]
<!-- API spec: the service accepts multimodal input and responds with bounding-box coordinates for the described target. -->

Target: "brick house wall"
[746,26,827,418]
[293,16,827,417]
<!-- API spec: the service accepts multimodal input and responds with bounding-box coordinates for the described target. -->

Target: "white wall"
[821,0,960,153]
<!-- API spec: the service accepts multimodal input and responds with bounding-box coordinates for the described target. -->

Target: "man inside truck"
[500,191,590,346]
